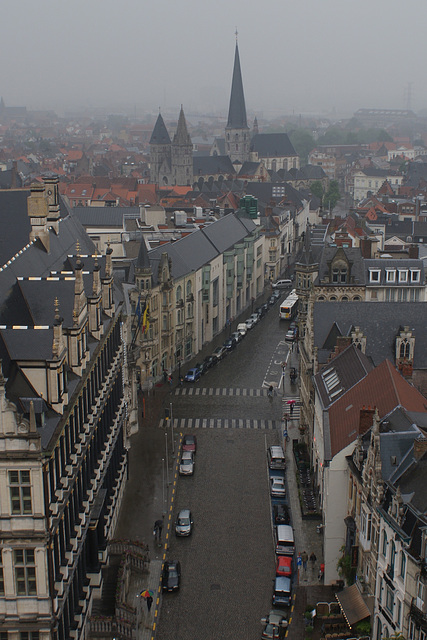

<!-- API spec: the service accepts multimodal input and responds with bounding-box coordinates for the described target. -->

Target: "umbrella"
[140,589,154,598]
[286,400,296,405]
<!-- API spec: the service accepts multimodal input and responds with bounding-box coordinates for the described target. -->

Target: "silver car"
[175,509,193,536]
[270,477,286,498]
[179,451,195,476]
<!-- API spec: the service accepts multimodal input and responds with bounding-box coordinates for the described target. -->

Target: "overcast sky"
[1,0,426,120]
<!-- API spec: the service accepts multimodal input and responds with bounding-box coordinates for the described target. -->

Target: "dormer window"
[369,269,380,283]
[410,269,420,283]
[386,269,396,283]
[398,269,408,283]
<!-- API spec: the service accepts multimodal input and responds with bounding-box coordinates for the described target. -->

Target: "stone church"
[149,105,193,186]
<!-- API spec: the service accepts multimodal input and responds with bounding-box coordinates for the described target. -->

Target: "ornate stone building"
[149,106,193,186]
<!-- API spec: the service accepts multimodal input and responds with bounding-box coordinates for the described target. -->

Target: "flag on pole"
[142,302,150,334]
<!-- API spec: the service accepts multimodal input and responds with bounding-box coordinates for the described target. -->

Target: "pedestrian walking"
[268,385,273,398]
[290,402,294,416]
[154,518,163,541]
[168,374,173,388]
[146,595,153,612]
[301,550,308,571]
[180,376,184,387]
[163,370,167,384]
[310,551,317,570]
[318,562,325,582]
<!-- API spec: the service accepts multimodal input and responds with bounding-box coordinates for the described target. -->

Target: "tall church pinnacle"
[226,41,248,130]
[173,105,192,146]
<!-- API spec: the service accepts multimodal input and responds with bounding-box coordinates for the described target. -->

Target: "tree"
[310,181,324,200]
[323,180,341,213]
[288,129,316,164]
[337,546,356,585]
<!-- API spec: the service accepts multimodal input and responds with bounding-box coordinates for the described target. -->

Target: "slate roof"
[314,344,374,409]
[250,133,297,158]
[149,113,171,145]
[193,155,236,176]
[226,43,248,130]
[313,301,427,369]
[316,247,366,285]
[327,360,427,459]
[147,213,257,284]
[73,206,140,227]
[238,161,262,176]
[363,258,425,285]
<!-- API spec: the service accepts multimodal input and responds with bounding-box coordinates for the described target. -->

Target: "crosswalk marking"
[158,418,282,430]
[174,387,300,398]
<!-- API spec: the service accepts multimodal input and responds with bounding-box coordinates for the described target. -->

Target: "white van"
[237,323,247,337]
[272,279,292,289]
[268,445,286,470]
[276,525,295,556]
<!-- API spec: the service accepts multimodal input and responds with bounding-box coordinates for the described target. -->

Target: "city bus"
[279,290,298,320]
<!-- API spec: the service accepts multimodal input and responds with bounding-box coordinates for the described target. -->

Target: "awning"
[335,583,371,627]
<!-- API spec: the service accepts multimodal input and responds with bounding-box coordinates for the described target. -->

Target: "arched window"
[186,280,192,297]
[400,339,410,359]
[353,296,362,301]
[176,285,182,304]
[318,296,325,301]
[330,296,337,301]
[341,296,349,301]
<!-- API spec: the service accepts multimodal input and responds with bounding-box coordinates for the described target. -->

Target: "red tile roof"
[328,360,427,458]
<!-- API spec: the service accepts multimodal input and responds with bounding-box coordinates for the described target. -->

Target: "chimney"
[414,435,427,461]
[408,244,419,259]
[359,406,376,435]
[360,238,372,259]
[27,182,50,252]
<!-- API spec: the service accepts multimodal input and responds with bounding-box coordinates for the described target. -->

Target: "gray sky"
[1,0,426,119]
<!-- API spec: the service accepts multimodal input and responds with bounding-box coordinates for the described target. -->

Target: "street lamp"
[170,402,175,455]
[161,458,165,511]
[165,431,170,486]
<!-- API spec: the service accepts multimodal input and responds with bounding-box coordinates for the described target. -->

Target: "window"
[14,548,37,595]
[175,285,182,304]
[9,470,32,514]
[369,269,380,282]
[386,269,396,283]
[0,550,4,595]
[20,634,40,640]
[417,578,425,610]
[398,270,408,282]
[410,269,420,283]
[385,586,394,614]
[382,530,388,557]
[396,599,402,628]
[400,551,406,579]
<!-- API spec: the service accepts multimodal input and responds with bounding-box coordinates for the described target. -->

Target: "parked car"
[289,321,297,331]
[245,318,255,330]
[162,560,181,591]
[195,360,209,375]
[273,503,290,525]
[179,451,195,475]
[203,355,217,369]
[262,302,269,314]
[256,306,266,318]
[237,323,247,337]
[270,477,286,498]
[182,434,197,452]
[276,555,292,577]
[272,289,281,299]
[175,509,193,536]
[273,576,292,607]
[184,367,201,382]
[285,329,296,343]
[231,331,243,343]
[268,296,277,306]
[272,279,292,289]
[223,337,236,351]
[212,345,226,360]
[250,312,260,325]
[261,609,288,639]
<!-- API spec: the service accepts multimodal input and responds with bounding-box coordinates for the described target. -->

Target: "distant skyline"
[1,0,426,120]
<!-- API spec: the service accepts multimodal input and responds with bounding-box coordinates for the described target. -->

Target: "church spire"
[226,41,248,130]
[149,112,171,145]
[173,105,192,145]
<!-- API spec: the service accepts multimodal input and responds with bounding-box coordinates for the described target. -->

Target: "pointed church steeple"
[173,105,192,145]
[225,39,249,164]
[149,113,171,145]
[227,42,248,129]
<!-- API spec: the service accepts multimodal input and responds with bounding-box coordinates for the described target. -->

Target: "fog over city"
[2,0,426,118]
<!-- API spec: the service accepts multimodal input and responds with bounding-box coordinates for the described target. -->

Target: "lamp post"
[170,402,174,455]
[161,458,165,512]
[165,431,169,486]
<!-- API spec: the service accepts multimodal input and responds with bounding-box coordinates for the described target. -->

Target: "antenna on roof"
[235,27,238,43]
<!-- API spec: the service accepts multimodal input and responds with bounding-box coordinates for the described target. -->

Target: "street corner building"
[0,179,132,639]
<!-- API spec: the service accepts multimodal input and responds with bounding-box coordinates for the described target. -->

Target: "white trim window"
[410,269,420,283]
[386,269,396,283]
[369,269,381,283]
[398,269,408,283]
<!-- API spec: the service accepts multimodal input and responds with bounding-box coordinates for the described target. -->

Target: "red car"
[276,555,292,577]
[182,434,197,453]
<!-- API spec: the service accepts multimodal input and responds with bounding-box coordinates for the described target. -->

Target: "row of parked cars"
[162,435,198,592]
[261,445,295,638]
[183,291,282,383]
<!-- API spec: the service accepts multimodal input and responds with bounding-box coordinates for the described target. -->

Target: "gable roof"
[328,360,427,458]
[250,133,297,158]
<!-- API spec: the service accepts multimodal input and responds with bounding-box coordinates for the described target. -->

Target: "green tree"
[323,180,341,212]
[337,546,356,585]
[310,181,324,200]
[288,129,316,164]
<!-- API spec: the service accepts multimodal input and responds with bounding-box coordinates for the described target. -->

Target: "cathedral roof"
[149,113,171,145]
[250,133,297,158]
[226,43,248,130]
[173,106,192,146]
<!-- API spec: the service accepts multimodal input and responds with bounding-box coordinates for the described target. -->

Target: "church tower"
[149,112,172,185]
[171,105,193,186]
[225,40,250,164]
